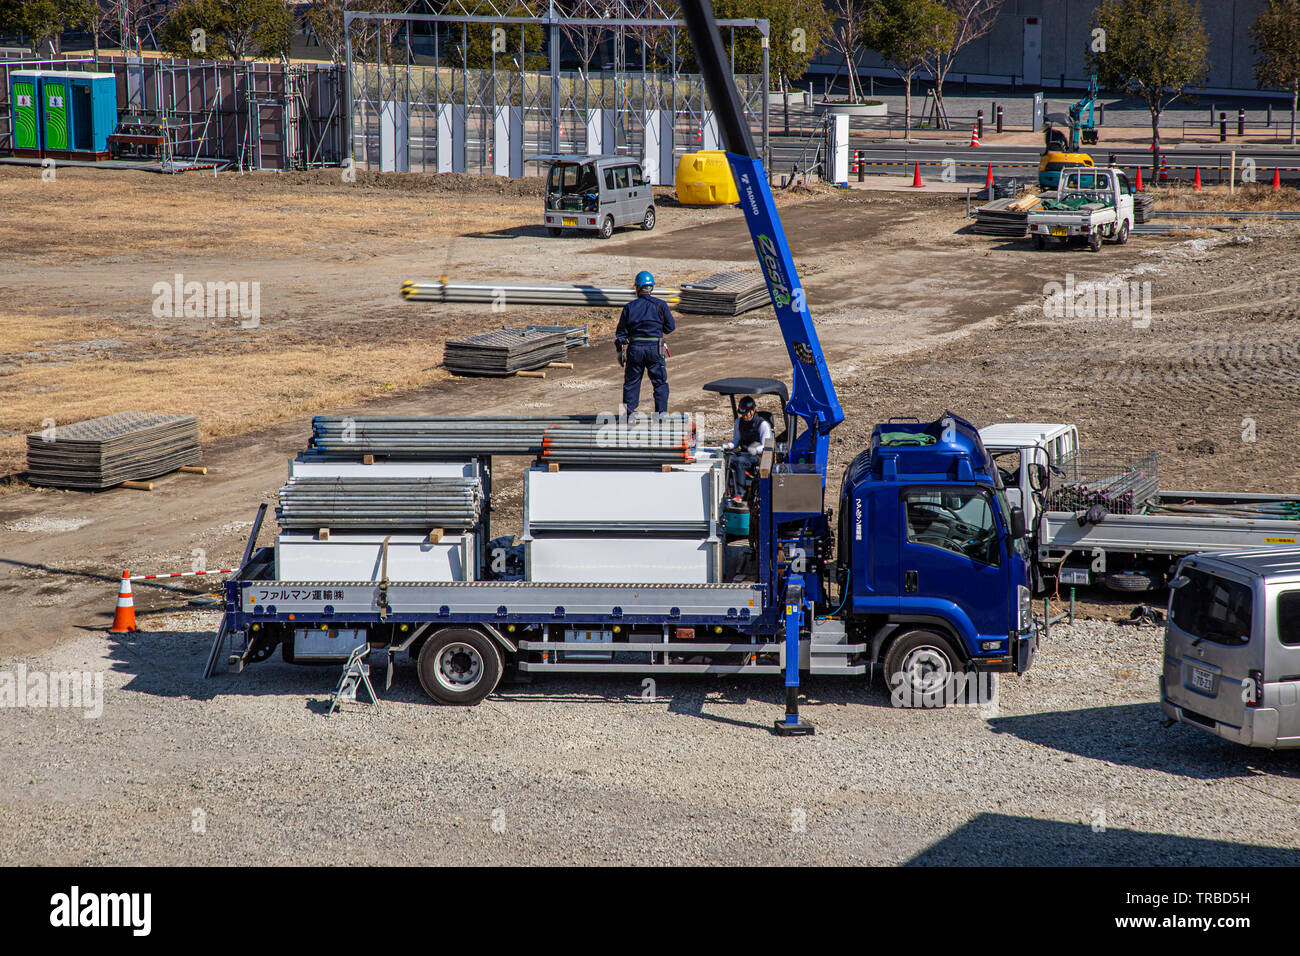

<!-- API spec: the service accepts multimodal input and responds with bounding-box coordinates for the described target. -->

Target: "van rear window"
[1170,568,1253,646]
[1278,591,1300,646]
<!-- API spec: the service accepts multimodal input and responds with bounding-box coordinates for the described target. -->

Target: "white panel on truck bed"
[276,533,475,582]
[525,467,718,531]
[526,536,717,584]
[288,460,478,479]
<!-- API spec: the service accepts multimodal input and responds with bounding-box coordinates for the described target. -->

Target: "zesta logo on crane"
[756,233,794,310]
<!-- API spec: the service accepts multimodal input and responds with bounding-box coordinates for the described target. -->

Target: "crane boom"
[678,0,844,469]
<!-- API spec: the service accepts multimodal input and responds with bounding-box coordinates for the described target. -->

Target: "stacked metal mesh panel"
[677,271,771,316]
[25,412,201,489]
[443,327,569,376]
[276,476,483,530]
[1047,450,1159,515]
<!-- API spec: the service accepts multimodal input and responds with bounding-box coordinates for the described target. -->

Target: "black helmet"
[738,396,757,412]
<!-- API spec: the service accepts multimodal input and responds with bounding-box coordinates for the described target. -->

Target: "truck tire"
[417,628,502,705]
[1034,234,1046,250]
[598,216,614,239]
[1116,221,1129,245]
[883,630,964,709]
[1088,232,1102,252]
[1102,570,1159,593]
[547,226,564,237]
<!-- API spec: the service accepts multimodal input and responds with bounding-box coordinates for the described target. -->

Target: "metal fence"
[0,51,346,170]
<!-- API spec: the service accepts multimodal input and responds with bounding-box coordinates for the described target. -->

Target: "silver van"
[1161,548,1300,749]
[540,154,656,239]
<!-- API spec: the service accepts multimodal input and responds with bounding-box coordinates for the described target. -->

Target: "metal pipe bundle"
[540,420,697,465]
[276,476,483,530]
[308,416,600,458]
[401,280,680,307]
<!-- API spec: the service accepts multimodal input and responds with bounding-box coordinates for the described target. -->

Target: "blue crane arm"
[678,0,844,468]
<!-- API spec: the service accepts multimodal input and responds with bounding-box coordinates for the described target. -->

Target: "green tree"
[159,0,293,60]
[862,0,957,129]
[1089,0,1210,183]
[0,0,95,53]
[443,0,547,71]
[1252,0,1300,145]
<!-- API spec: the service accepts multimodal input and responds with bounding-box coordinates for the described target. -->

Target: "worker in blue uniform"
[615,270,675,416]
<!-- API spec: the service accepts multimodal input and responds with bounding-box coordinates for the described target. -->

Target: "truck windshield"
[1170,568,1253,646]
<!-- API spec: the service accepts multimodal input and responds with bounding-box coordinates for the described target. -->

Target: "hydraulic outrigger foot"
[774,688,815,736]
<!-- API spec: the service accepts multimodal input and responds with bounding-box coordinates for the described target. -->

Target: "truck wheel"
[1116,221,1129,245]
[417,628,502,705]
[1088,232,1102,252]
[598,216,614,239]
[1034,235,1046,250]
[547,226,563,237]
[1102,570,1159,593]
[883,630,964,709]
[641,206,656,230]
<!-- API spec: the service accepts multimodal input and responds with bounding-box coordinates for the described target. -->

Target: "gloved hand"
[615,342,625,367]
[722,442,735,451]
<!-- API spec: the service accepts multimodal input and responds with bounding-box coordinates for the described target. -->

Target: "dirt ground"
[3,166,1300,864]
[3,167,1300,652]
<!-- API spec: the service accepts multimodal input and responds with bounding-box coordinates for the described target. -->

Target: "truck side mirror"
[1010,506,1027,539]
[1028,463,1049,491]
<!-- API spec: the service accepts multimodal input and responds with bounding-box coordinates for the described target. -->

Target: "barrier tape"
[131,568,237,581]
[846,158,1300,172]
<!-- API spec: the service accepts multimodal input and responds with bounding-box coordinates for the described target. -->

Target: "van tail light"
[1247,669,1264,707]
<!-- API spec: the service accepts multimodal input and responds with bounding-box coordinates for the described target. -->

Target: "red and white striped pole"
[129,568,237,582]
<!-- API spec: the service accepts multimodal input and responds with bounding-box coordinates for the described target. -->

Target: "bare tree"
[825,0,869,102]
[921,0,1004,128]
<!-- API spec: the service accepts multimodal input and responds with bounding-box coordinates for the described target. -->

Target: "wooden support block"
[547,463,560,472]
[515,370,547,379]
[661,464,673,473]
[547,362,574,369]
[120,480,153,491]
[317,528,330,541]
[178,465,208,475]
[363,454,375,465]
[427,528,444,544]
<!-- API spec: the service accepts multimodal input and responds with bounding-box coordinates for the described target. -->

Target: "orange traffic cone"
[1272,166,1282,191]
[911,162,924,187]
[110,570,137,633]
[969,125,980,147]
[985,163,994,188]
[1193,166,1202,191]
[1134,166,1144,191]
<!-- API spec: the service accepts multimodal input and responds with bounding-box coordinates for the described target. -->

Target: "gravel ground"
[0,611,1296,866]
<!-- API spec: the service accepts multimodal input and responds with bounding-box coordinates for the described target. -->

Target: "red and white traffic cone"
[1134,166,1144,191]
[110,570,137,633]
[911,162,924,187]
[1272,166,1282,191]
[1193,166,1202,191]
[969,125,980,147]
[984,163,994,188]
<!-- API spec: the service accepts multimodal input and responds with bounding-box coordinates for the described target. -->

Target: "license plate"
[562,217,576,226]
[1190,666,1214,693]
[1059,567,1090,586]
[1050,226,1067,237]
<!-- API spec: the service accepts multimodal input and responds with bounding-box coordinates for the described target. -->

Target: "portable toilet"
[675,150,739,205]
[8,70,45,158]
[38,72,72,156]
[64,72,118,159]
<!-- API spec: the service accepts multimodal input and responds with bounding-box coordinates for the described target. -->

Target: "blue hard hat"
[635,270,655,289]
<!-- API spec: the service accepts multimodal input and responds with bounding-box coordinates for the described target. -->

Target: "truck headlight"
[1018,585,1032,631]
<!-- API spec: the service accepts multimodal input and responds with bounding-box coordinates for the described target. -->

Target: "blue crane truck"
[213,0,1037,734]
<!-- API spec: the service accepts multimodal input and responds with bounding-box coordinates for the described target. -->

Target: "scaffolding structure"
[343,0,770,181]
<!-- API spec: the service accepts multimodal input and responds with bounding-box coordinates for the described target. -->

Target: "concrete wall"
[815,0,1275,94]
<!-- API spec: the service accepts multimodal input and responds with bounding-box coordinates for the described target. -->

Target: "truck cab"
[838,413,1036,702]
[1028,166,1134,251]
[978,423,1079,529]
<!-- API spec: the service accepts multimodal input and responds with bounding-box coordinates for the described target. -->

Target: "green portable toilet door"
[12,80,38,150]
[43,79,69,151]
